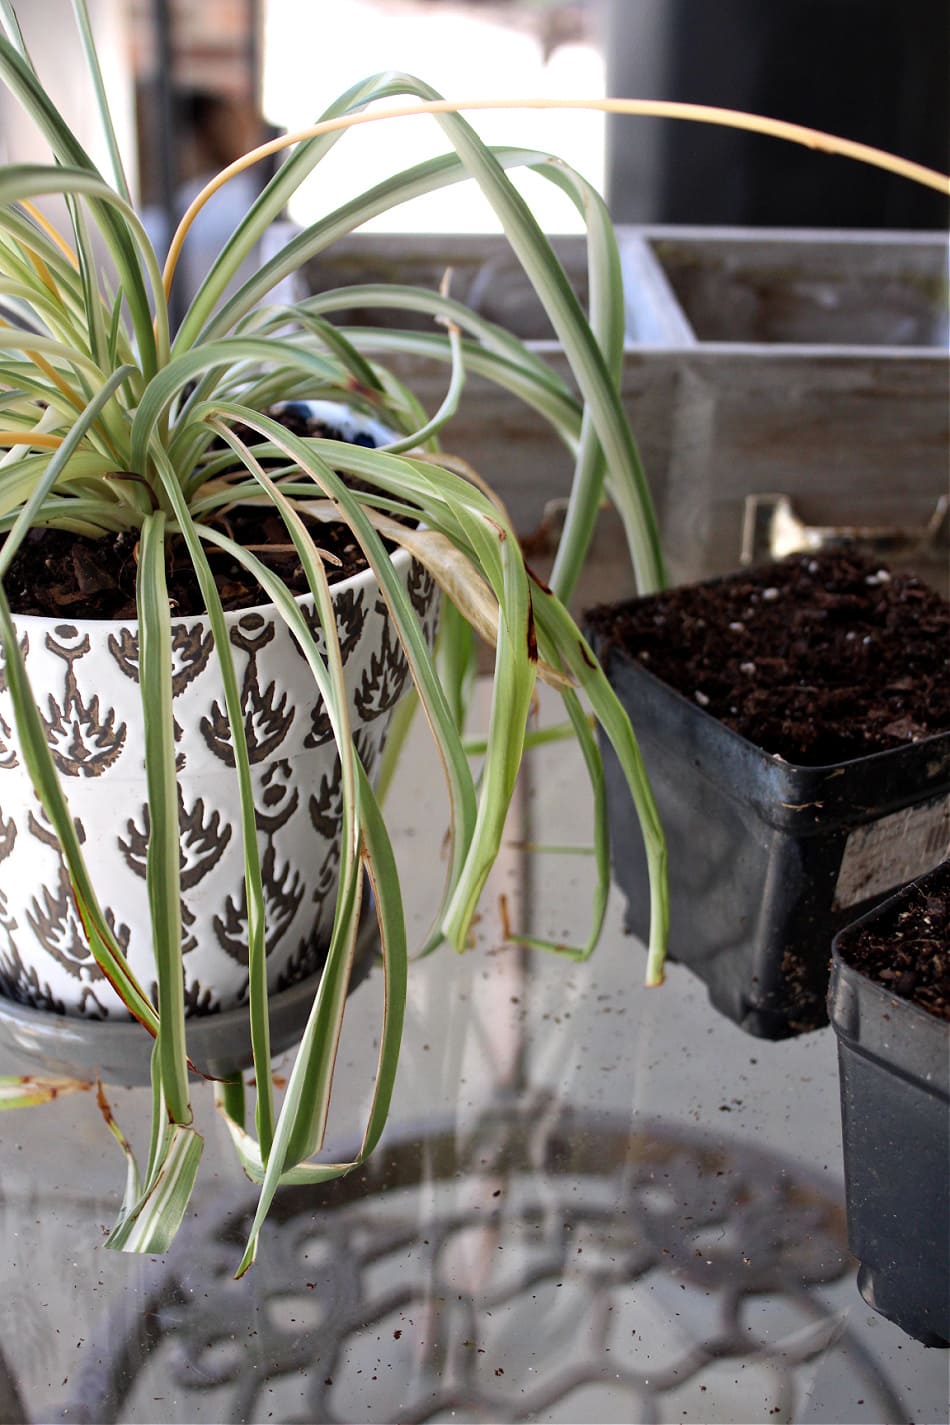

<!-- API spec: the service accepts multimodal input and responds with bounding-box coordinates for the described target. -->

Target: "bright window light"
[262,0,605,234]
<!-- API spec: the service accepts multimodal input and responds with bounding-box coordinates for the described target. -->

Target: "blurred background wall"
[2,1,944,234]
[0,0,136,215]
[605,0,949,229]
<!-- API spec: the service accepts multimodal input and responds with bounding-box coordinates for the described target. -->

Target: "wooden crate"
[300,227,949,596]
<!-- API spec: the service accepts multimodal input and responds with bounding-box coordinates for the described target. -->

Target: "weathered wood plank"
[300,228,948,590]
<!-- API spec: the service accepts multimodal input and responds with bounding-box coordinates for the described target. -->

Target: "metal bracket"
[741,492,949,566]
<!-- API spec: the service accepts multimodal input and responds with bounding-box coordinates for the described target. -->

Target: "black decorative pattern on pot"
[302,591,372,749]
[334,587,368,661]
[255,758,299,834]
[354,726,380,780]
[183,978,219,1015]
[304,697,333,750]
[28,805,86,849]
[0,806,15,865]
[295,586,367,665]
[108,622,214,694]
[176,621,217,695]
[310,837,342,913]
[293,599,326,665]
[146,974,221,1016]
[274,935,322,992]
[0,630,26,770]
[305,741,386,913]
[104,906,132,958]
[408,559,438,651]
[213,842,304,965]
[354,600,409,722]
[201,613,294,766]
[119,790,232,890]
[309,761,344,841]
[0,709,19,771]
[76,984,115,1019]
[25,865,111,982]
[307,735,378,850]
[0,630,28,690]
[0,833,74,1011]
[0,939,66,1014]
[42,627,126,776]
[180,900,198,958]
[0,807,27,1005]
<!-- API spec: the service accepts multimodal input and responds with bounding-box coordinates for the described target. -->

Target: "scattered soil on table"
[586,549,950,765]
[1,409,389,620]
[838,861,950,1021]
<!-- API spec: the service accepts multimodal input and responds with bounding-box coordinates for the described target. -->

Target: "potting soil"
[587,550,950,765]
[837,860,949,1021]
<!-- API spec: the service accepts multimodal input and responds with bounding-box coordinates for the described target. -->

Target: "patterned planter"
[0,404,438,1020]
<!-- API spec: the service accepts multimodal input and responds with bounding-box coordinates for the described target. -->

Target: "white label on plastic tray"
[833,793,950,910]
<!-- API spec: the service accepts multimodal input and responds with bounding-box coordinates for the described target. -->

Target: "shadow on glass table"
[0,685,945,1425]
[11,1096,915,1425]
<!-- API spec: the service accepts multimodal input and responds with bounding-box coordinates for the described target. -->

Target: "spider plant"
[0,5,673,1271]
[1,3,944,1272]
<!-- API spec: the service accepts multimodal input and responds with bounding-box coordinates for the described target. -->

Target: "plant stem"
[165,96,949,297]
[219,1076,246,1130]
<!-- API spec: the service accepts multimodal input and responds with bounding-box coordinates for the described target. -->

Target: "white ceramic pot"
[0,404,438,1018]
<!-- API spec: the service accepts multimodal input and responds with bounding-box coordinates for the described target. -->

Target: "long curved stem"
[164,95,949,296]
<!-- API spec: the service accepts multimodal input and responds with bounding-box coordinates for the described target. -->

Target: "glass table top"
[0,685,945,1425]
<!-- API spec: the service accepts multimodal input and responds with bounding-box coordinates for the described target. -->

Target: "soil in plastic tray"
[586,549,950,765]
[0,408,391,620]
[839,862,950,1022]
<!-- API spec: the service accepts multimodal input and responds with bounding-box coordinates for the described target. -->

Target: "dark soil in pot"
[836,859,949,1020]
[0,406,391,619]
[587,548,950,764]
[584,549,950,1039]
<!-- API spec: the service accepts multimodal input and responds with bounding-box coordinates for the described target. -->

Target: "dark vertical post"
[607,0,949,228]
[153,0,182,330]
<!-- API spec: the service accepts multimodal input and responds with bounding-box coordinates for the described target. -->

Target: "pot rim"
[7,541,413,635]
[830,858,950,1037]
[6,396,414,635]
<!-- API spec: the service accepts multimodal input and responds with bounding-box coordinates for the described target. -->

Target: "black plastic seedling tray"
[829,869,949,1348]
[587,636,950,1039]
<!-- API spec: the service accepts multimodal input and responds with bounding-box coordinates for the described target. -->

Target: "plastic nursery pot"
[584,561,950,1039]
[829,861,949,1348]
